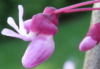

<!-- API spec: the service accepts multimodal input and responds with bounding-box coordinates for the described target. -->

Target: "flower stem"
[83,2,100,69]
[51,0,100,14]
[62,8,100,13]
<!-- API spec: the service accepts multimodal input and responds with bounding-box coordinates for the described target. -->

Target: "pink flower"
[1,0,100,68]
[1,5,57,68]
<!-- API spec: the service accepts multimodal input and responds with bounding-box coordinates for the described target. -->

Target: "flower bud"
[79,36,97,51]
[79,23,100,51]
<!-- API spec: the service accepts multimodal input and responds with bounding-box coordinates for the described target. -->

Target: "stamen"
[63,8,100,13]
[51,0,100,14]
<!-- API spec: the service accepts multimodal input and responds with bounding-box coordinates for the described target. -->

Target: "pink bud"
[22,34,54,68]
[79,36,97,51]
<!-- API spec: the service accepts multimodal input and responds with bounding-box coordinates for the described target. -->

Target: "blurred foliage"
[0,0,92,41]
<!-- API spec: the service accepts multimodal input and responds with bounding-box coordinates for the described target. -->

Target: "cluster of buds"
[1,0,100,68]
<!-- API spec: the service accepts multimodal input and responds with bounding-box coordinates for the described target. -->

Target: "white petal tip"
[7,17,13,23]
[63,61,75,69]
[79,36,97,51]
[7,17,12,20]
[18,5,23,9]
[1,29,7,35]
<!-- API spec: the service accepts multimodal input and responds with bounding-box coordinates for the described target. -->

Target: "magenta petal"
[22,34,54,68]
[79,36,97,51]
[24,19,32,33]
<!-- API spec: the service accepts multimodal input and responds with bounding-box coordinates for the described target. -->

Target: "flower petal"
[63,61,75,69]
[24,19,32,33]
[7,17,19,32]
[18,5,27,36]
[22,34,54,68]
[1,28,23,38]
[1,28,31,41]
[1,28,26,40]
[79,36,97,51]
[18,5,24,28]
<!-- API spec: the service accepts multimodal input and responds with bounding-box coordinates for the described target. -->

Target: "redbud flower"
[79,23,100,51]
[1,0,100,68]
[1,5,57,68]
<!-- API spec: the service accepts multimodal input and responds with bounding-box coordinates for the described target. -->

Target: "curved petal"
[1,28,28,40]
[18,5,24,28]
[24,19,32,33]
[7,17,19,33]
[63,61,75,69]
[22,34,54,68]
[18,5,27,36]
[79,36,97,51]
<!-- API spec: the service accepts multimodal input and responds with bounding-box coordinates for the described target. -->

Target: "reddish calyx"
[43,7,60,26]
[30,13,58,36]
[87,23,100,43]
